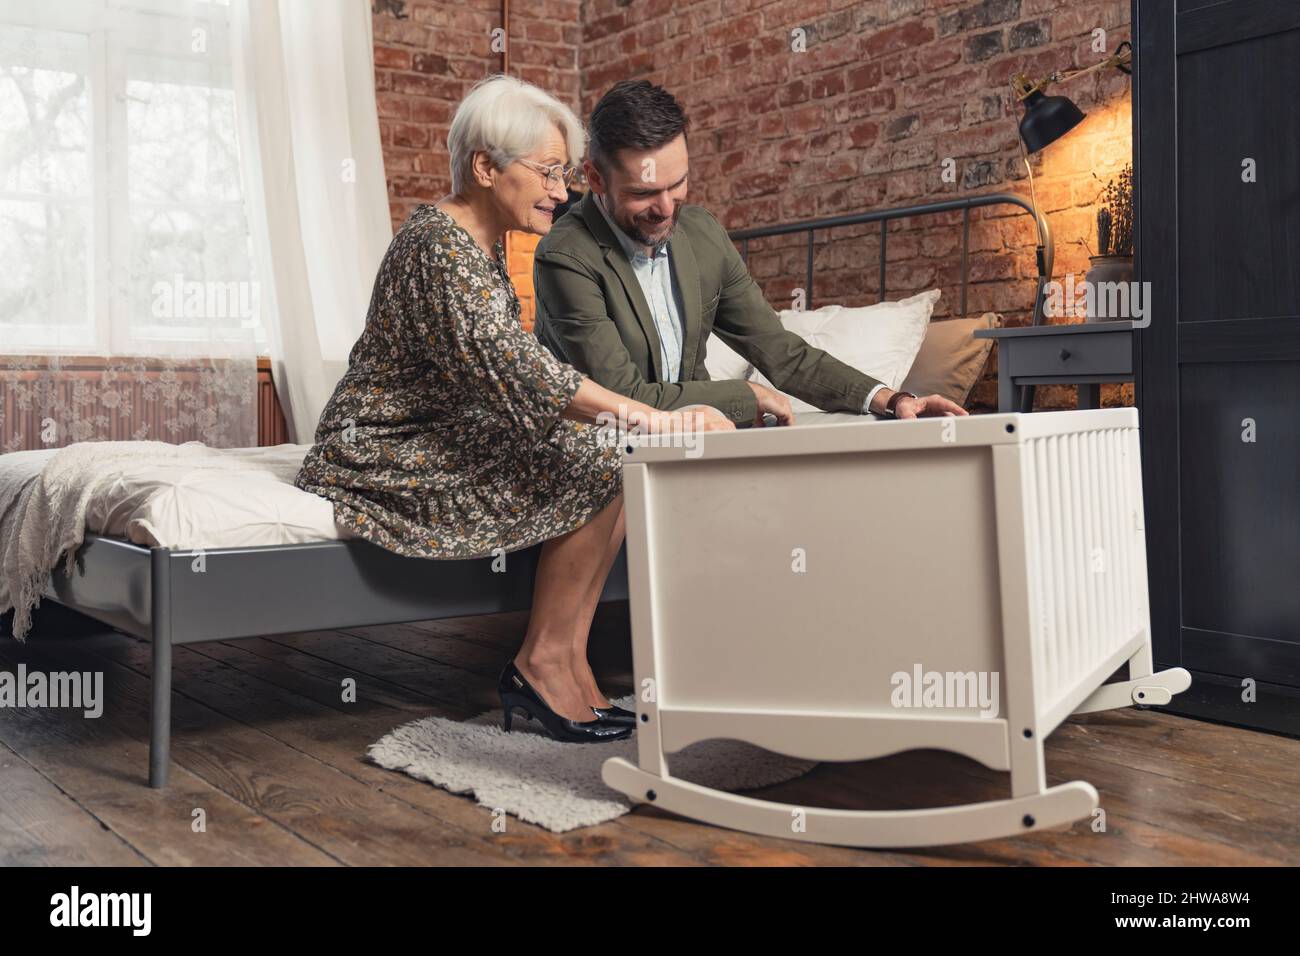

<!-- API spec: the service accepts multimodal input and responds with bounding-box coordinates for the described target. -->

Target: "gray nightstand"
[974,321,1135,412]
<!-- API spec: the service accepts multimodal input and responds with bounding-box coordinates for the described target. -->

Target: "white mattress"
[0,412,874,551]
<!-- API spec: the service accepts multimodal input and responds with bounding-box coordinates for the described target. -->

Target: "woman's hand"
[627,405,735,435]
[564,378,736,434]
[668,404,736,432]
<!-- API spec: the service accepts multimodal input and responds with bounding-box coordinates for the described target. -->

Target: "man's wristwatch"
[884,391,918,417]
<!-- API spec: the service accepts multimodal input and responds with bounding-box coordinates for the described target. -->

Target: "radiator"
[602,408,1190,848]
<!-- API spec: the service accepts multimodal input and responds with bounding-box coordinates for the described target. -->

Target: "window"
[0,0,263,355]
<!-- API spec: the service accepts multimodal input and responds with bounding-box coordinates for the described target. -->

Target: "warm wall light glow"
[1033,94,1133,276]
[506,231,541,331]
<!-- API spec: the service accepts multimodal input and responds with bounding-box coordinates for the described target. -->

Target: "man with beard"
[532,80,967,426]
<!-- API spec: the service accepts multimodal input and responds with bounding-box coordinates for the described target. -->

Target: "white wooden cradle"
[602,408,1191,847]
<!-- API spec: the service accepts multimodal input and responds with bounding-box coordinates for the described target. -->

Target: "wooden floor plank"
[0,739,146,867]
[819,743,1290,866]
[1060,707,1300,798]
[40,635,518,866]
[6,608,1297,866]
[201,631,894,867]
[0,637,337,866]
[97,634,699,866]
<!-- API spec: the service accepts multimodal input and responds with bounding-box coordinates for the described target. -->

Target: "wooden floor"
[2,603,1297,867]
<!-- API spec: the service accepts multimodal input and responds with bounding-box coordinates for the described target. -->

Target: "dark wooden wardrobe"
[1135,0,1300,735]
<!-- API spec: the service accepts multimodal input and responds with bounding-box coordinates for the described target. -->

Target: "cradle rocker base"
[603,758,1101,848]
[602,664,1192,849]
[1073,666,1192,714]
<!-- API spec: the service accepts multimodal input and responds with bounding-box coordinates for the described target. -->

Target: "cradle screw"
[640,713,649,722]
[1022,814,1035,828]
[625,445,634,455]
[1005,423,1016,433]
[646,789,657,801]
[1023,728,1033,738]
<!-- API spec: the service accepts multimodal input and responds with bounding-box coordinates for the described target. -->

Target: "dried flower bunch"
[1094,163,1133,257]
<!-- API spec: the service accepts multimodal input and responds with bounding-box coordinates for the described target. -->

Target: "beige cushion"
[901,311,1001,407]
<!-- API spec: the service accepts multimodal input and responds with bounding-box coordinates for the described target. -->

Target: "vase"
[1084,255,1135,322]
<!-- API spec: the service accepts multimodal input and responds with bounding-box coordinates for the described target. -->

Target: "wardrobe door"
[1136,0,1300,733]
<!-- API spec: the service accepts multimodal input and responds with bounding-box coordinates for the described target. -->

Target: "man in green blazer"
[533,80,966,427]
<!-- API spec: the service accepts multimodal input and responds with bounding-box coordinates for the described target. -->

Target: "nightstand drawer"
[1004,331,1133,376]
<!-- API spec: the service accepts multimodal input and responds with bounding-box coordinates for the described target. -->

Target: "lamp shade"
[1018,89,1086,152]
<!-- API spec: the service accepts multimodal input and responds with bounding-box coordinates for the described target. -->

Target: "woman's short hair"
[447,75,585,195]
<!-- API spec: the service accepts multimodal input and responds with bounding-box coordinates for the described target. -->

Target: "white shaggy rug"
[368,695,818,832]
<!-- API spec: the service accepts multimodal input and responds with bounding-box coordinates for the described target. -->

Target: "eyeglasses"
[516,159,579,189]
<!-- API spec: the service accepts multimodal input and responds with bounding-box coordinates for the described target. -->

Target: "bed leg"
[149,633,171,788]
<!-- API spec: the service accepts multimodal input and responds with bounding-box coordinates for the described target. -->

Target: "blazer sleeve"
[533,247,758,423]
[702,211,883,414]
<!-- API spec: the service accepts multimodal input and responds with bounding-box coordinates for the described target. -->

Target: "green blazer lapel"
[581,194,664,382]
[669,226,703,378]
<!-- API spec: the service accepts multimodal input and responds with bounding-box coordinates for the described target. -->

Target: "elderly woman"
[295,75,733,743]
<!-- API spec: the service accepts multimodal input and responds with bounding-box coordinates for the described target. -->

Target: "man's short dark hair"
[588,80,690,175]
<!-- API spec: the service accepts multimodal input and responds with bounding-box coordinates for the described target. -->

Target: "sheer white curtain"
[0,0,390,452]
[230,0,391,444]
[0,0,261,450]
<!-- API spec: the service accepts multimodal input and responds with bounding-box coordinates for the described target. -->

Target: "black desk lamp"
[1010,41,1133,330]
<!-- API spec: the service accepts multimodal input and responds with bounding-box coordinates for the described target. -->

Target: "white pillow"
[748,289,939,414]
[702,332,752,381]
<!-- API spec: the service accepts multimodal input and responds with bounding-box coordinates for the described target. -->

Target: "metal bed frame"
[30,192,1051,789]
[730,190,1052,323]
[40,533,628,787]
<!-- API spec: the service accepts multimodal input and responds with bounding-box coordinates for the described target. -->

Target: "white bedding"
[0,443,352,552]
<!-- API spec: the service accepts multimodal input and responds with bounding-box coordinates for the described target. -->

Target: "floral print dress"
[294,204,622,559]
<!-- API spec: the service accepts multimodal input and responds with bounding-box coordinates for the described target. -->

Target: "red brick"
[391,123,431,149]
[848,121,879,147]
[412,52,450,74]
[863,20,934,59]
[373,45,412,70]
[847,61,882,91]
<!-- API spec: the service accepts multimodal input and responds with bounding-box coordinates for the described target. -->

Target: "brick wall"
[371,0,1135,411]
[370,0,581,228]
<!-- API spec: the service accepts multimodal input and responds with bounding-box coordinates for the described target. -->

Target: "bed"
[603,408,1191,847]
[7,191,1070,793]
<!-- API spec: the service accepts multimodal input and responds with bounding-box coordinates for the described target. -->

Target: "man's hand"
[746,381,795,426]
[894,393,969,419]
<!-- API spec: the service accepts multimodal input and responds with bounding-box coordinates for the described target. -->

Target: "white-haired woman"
[295,76,733,743]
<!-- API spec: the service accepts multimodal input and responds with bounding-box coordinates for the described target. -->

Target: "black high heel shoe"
[499,661,632,743]
[590,703,636,725]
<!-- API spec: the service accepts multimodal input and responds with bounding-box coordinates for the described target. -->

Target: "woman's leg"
[568,497,626,710]
[513,493,624,723]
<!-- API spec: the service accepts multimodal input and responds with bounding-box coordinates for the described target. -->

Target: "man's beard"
[611,197,681,247]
